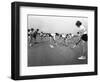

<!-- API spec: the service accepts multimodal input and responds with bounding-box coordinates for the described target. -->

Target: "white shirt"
[62,33,66,38]
[51,33,56,40]
[79,25,87,34]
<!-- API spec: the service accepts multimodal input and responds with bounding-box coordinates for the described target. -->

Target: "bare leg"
[78,41,86,60]
[49,37,54,48]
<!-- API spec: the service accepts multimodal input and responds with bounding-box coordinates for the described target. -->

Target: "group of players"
[28,21,88,60]
[28,28,77,47]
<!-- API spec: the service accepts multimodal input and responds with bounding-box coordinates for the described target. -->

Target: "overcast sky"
[28,15,88,34]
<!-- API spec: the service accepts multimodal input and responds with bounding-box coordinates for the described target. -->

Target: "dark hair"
[28,34,30,36]
[77,32,80,34]
[28,29,30,32]
[37,29,39,31]
[76,21,82,27]
[31,28,34,31]
[69,33,72,35]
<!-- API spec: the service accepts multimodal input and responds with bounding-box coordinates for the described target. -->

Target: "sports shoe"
[50,44,54,48]
[78,56,86,60]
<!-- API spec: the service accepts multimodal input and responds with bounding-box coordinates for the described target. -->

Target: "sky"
[28,15,88,34]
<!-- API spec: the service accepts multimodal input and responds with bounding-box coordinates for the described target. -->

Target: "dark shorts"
[81,34,88,42]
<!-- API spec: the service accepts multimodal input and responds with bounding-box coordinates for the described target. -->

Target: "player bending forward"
[75,20,88,60]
